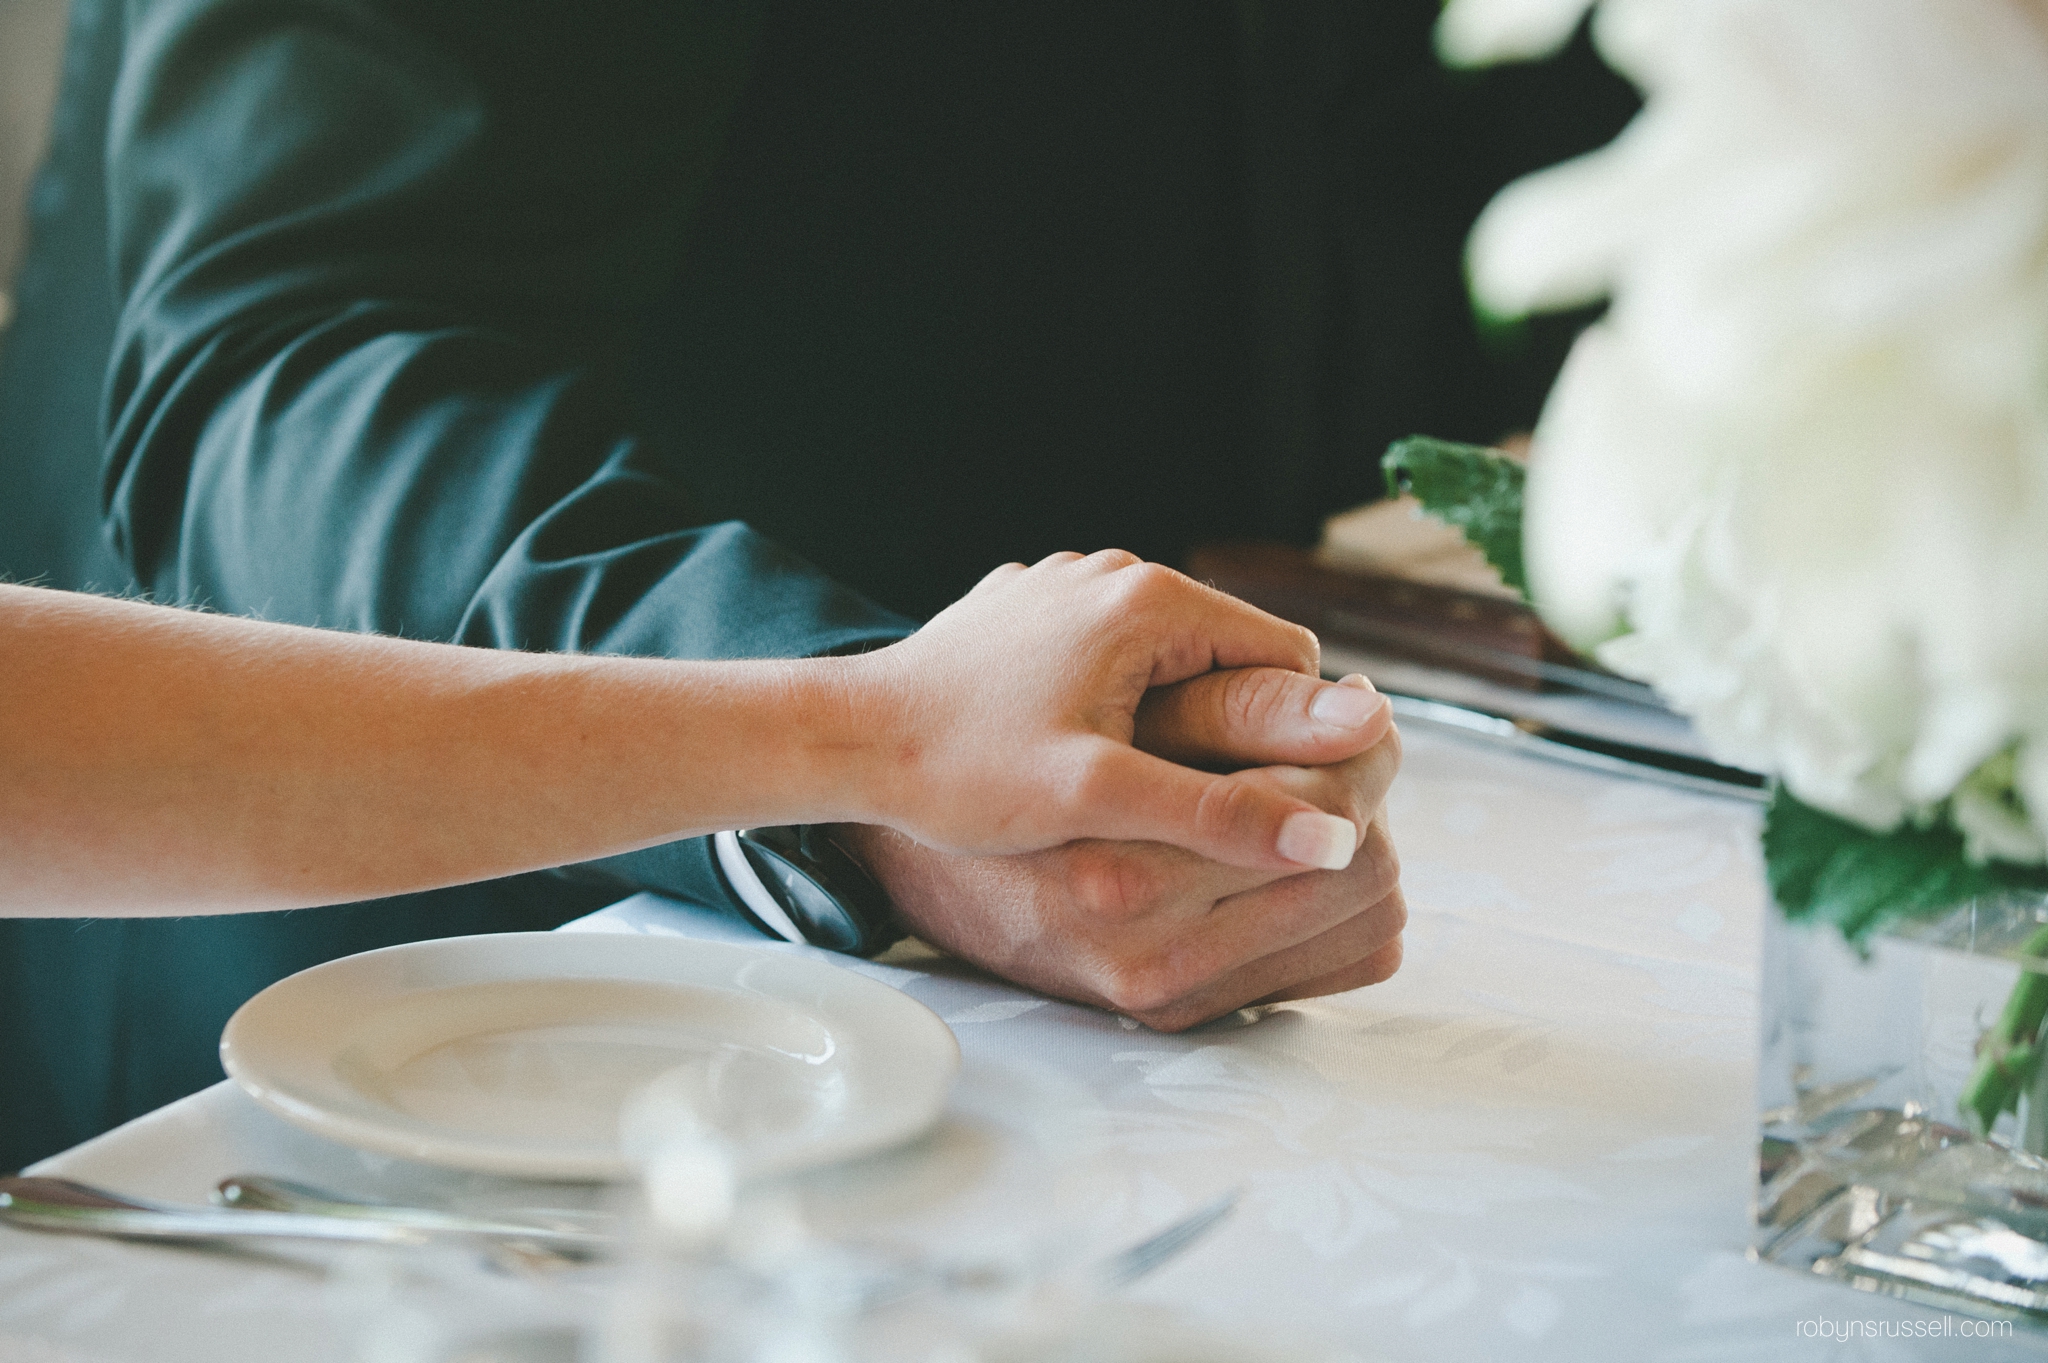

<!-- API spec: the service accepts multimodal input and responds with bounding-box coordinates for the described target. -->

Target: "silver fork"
[215,1175,609,1247]
[846,1185,1242,1312]
[1098,1187,1238,1288]
[8,1172,1236,1291]
[218,1172,1237,1288]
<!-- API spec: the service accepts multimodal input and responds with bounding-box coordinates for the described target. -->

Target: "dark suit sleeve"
[101,0,914,908]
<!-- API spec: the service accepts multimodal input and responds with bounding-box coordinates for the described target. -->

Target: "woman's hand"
[844,550,1393,871]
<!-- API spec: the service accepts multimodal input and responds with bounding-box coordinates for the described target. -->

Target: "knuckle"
[1332,732,1401,814]
[1063,844,1161,922]
[1061,742,1117,806]
[1304,767,1368,827]
[1062,846,1122,915]
[1131,558,1179,585]
[1106,558,1176,607]
[1376,722,1404,772]
[1191,775,1263,847]
[1131,1001,1208,1034]
[1361,935,1405,985]
[1373,885,1410,940]
[1063,744,1140,829]
[1212,667,1298,745]
[1357,820,1401,893]
[968,561,1030,596]
[1087,548,1145,574]
[1099,959,1190,1021]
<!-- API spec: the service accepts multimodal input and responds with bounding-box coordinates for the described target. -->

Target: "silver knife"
[1327,610,1666,709]
[1384,692,1769,803]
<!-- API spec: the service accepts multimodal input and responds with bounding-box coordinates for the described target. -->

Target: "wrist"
[814,645,922,834]
[732,652,876,828]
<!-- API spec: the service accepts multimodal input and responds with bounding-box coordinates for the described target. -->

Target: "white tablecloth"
[5,726,2041,1362]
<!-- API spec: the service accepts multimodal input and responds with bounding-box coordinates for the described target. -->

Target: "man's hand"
[838,664,1405,1032]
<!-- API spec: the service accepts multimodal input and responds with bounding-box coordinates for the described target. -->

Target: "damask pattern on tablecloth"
[7,729,2042,1361]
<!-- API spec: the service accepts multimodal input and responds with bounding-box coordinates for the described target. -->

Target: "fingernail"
[1337,672,1376,692]
[1310,682,1383,728]
[1277,811,1357,870]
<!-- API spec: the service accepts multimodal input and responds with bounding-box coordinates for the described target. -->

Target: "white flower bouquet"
[1394,0,2048,1137]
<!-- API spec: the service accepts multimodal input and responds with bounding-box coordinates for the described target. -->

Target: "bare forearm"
[1,587,876,915]
[4,557,1385,919]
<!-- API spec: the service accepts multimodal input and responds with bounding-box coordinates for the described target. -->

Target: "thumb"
[1075,744,1359,872]
[1135,669,1389,770]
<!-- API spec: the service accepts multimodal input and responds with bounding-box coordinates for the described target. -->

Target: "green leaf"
[1763,787,2048,945]
[1381,436,1529,598]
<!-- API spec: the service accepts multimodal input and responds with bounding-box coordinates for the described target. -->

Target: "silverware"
[0,1176,423,1247]
[221,1172,1234,1289]
[2,1175,604,1273]
[1097,1187,1237,1288]
[7,1171,1233,1293]
[1385,692,1769,803]
[215,1174,610,1252]
[858,1185,1240,1312]
[1328,611,1667,709]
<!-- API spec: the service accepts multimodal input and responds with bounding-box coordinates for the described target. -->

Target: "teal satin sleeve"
[104,0,906,645]
[101,0,913,865]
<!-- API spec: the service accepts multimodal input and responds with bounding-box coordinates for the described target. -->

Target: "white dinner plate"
[220,933,959,1180]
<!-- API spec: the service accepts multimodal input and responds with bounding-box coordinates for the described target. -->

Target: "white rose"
[1436,0,1598,66]
[1457,0,2048,856]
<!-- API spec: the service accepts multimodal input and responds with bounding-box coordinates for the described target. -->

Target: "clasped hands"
[0,555,1399,1028]
[833,550,1405,1032]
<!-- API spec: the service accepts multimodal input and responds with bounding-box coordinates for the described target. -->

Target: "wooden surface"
[1185,540,1573,690]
